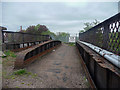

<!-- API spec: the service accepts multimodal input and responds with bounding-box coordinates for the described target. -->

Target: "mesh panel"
[2,32,50,44]
[79,13,120,55]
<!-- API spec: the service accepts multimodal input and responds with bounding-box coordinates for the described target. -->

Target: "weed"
[27,84,30,86]
[68,43,75,46]
[15,86,19,88]
[13,69,27,75]
[4,50,16,58]
[13,69,36,77]
[21,82,24,84]
[0,60,2,64]
[2,56,6,58]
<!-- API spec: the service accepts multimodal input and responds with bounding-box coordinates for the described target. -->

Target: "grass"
[15,86,20,88]
[3,69,37,80]
[83,76,90,87]
[13,69,27,75]
[13,69,37,78]
[68,43,75,46]
[3,50,16,58]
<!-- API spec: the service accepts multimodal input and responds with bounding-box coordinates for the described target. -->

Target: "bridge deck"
[26,43,89,88]
[2,43,89,88]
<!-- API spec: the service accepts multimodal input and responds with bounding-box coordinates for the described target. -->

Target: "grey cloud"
[1,2,118,34]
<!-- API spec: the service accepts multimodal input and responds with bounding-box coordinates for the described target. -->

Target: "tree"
[56,32,70,37]
[25,24,49,34]
[79,30,85,33]
[55,32,70,42]
[25,26,36,34]
[79,19,100,33]
[41,30,56,36]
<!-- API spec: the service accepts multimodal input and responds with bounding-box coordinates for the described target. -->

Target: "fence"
[79,13,120,55]
[1,30,51,51]
[2,31,50,44]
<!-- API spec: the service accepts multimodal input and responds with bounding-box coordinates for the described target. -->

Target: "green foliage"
[13,69,38,78]
[79,19,100,33]
[25,24,49,34]
[41,30,56,36]
[55,32,70,42]
[57,32,70,37]
[79,30,85,33]
[4,50,16,58]
[68,43,75,46]
[15,86,20,88]
[13,69,27,75]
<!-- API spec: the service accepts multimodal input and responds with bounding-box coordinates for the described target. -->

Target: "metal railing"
[2,30,51,44]
[79,13,120,55]
[1,30,51,51]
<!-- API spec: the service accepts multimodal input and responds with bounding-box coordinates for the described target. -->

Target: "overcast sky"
[1,2,118,35]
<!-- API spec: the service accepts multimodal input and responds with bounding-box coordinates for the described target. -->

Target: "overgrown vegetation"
[13,69,37,77]
[79,19,100,33]
[3,50,16,58]
[3,69,37,80]
[13,69,28,75]
[68,43,75,46]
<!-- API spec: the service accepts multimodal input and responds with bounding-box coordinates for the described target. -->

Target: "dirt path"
[26,43,89,88]
[2,43,89,88]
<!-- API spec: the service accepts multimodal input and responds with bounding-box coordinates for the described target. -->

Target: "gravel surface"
[2,43,89,88]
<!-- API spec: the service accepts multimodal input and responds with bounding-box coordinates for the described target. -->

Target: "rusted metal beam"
[76,41,120,88]
[3,40,48,51]
[76,45,96,89]
[79,40,120,68]
[14,40,61,69]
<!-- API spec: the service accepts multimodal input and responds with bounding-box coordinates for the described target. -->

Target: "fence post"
[22,33,24,43]
[0,28,2,51]
[1,27,7,51]
[11,33,15,43]
[22,33,24,47]
[2,31,4,43]
[102,23,110,50]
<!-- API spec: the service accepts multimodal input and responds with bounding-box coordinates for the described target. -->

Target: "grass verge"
[3,50,16,58]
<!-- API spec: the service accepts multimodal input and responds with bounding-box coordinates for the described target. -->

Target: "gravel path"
[26,43,89,88]
[2,43,89,88]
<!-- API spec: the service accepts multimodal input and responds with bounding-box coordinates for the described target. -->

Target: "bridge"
[1,13,120,89]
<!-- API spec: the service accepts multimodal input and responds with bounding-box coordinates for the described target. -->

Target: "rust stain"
[76,46,97,89]
[14,40,61,69]
[77,41,120,77]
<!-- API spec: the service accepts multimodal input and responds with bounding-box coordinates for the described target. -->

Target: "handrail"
[78,40,120,68]
[79,13,120,55]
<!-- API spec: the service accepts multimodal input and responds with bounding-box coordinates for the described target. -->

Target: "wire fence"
[79,13,120,55]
